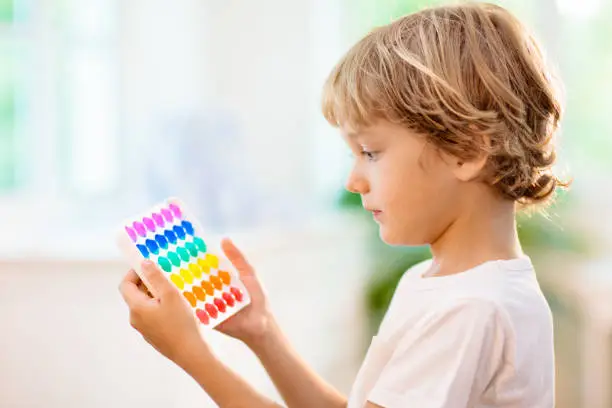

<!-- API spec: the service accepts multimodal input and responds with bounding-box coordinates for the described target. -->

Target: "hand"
[215,238,274,345]
[119,260,208,366]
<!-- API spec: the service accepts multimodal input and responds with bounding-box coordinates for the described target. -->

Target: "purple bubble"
[169,203,182,219]
[152,212,165,227]
[125,226,137,242]
[143,217,155,232]
[133,221,146,237]
[161,208,173,222]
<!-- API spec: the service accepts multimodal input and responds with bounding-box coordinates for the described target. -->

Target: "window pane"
[0,38,17,191]
[0,0,13,22]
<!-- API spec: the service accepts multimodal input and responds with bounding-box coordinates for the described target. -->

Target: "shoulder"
[397,258,434,285]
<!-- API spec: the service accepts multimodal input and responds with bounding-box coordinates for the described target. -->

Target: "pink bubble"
[169,203,182,219]
[152,212,165,227]
[143,217,155,232]
[161,208,173,222]
[125,226,137,242]
[133,221,146,237]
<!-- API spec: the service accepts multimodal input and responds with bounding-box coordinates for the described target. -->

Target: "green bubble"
[193,237,207,253]
[177,247,190,262]
[185,242,198,257]
[167,251,181,266]
[158,256,172,272]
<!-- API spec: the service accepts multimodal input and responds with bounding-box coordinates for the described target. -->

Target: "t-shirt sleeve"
[368,298,507,408]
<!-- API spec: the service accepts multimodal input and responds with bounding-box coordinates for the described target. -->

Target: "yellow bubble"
[180,268,194,284]
[206,254,219,269]
[197,258,211,274]
[170,274,185,290]
[189,263,202,279]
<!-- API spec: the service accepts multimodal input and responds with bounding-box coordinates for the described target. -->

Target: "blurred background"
[0,0,610,407]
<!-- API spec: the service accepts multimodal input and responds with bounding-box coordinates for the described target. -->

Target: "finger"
[140,260,174,297]
[137,280,154,298]
[119,271,151,307]
[221,238,256,278]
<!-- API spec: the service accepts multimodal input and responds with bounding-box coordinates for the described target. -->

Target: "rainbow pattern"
[117,198,249,326]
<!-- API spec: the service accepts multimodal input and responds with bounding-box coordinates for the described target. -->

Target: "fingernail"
[142,260,154,267]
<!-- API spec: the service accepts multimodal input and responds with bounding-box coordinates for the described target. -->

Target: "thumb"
[221,238,256,279]
[140,260,174,298]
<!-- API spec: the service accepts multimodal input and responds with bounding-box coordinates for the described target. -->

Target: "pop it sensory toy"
[116,197,250,327]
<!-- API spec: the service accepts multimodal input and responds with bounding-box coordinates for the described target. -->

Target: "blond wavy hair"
[322,2,568,206]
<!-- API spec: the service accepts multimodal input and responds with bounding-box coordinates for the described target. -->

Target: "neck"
[429,193,523,277]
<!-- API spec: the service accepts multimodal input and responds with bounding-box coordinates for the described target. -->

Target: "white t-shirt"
[347,256,554,408]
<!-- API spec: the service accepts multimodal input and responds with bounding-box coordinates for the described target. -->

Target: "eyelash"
[360,149,378,161]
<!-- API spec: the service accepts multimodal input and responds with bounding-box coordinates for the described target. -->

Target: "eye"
[360,149,378,161]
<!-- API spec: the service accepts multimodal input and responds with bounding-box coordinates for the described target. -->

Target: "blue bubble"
[164,230,177,244]
[181,220,194,236]
[145,239,159,255]
[155,234,168,249]
[173,225,186,240]
[136,244,149,258]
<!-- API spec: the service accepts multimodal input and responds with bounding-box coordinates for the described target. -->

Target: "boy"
[119,3,563,407]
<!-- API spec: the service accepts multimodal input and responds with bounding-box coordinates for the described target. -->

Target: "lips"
[365,208,383,220]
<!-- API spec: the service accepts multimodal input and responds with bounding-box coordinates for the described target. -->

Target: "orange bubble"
[218,270,231,285]
[192,286,206,301]
[210,275,222,290]
[201,280,215,296]
[183,291,197,307]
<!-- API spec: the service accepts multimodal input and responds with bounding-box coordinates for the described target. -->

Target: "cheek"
[378,164,459,245]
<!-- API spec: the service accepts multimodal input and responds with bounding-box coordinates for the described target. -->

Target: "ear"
[452,133,490,182]
[453,153,488,182]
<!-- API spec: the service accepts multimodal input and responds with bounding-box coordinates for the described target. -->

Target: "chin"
[378,225,427,247]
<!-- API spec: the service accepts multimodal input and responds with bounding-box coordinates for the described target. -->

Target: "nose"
[345,165,370,195]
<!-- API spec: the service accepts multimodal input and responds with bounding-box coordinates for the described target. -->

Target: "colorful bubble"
[222,292,235,307]
[167,251,181,267]
[173,225,186,240]
[158,257,172,272]
[218,270,231,285]
[193,237,206,253]
[197,258,211,274]
[170,274,184,290]
[133,221,146,237]
[164,230,177,245]
[214,297,227,313]
[136,244,149,258]
[180,268,194,284]
[189,263,202,279]
[169,203,182,219]
[182,220,194,236]
[205,303,218,319]
[145,239,159,255]
[230,287,244,302]
[196,309,209,325]
[152,212,165,227]
[185,242,198,257]
[183,291,197,307]
[177,247,190,262]
[201,281,214,296]
[210,275,222,290]
[193,286,206,301]
[143,217,155,232]
[205,254,219,269]
[161,208,173,222]
[125,226,137,242]
[155,234,168,249]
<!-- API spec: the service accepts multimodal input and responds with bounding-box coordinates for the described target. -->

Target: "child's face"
[342,120,464,246]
